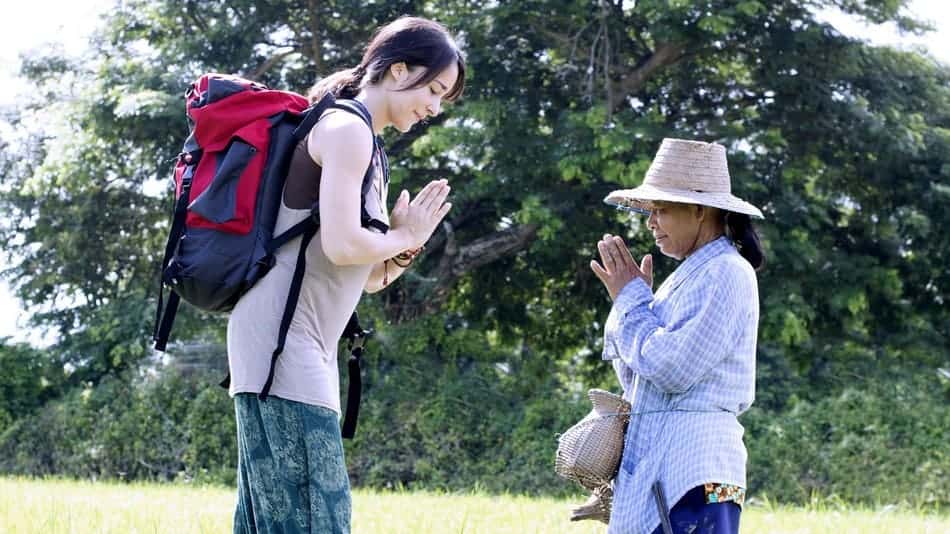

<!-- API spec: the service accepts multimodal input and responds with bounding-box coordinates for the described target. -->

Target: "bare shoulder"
[306,109,374,168]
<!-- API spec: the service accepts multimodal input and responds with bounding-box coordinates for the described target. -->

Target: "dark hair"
[724,212,765,271]
[309,16,465,103]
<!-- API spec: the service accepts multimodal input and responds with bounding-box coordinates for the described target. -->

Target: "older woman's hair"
[724,212,765,271]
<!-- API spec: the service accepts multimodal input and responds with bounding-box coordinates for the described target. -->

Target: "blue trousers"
[651,485,741,534]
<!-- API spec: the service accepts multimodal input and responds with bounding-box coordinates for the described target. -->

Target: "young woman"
[592,138,765,534]
[226,16,465,534]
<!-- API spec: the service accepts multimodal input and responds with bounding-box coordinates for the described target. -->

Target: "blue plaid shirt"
[602,236,759,533]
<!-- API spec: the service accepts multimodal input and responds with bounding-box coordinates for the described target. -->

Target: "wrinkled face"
[645,201,703,260]
[386,62,459,132]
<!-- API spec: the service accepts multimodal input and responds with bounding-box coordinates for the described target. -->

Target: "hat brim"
[604,184,764,219]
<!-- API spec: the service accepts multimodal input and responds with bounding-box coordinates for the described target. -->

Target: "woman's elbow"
[364,271,385,293]
[641,360,692,394]
[321,238,356,266]
[656,377,691,395]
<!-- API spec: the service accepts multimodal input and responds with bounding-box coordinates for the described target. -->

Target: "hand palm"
[590,235,653,300]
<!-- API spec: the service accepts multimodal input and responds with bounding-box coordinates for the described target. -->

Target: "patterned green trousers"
[233,393,351,534]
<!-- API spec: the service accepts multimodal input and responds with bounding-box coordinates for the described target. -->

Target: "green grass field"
[1,477,946,533]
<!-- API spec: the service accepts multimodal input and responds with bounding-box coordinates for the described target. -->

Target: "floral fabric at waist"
[703,483,745,506]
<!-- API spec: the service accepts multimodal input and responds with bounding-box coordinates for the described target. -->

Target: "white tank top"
[226,135,389,414]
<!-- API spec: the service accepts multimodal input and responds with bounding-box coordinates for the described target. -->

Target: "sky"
[0,0,947,343]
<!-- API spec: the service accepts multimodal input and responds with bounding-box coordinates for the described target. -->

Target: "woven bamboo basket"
[555,389,631,523]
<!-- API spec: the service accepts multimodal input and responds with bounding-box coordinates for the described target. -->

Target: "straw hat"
[604,138,764,219]
[555,389,631,524]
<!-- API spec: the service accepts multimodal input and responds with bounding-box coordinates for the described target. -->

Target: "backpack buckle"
[348,332,368,353]
[342,313,371,352]
[178,149,202,166]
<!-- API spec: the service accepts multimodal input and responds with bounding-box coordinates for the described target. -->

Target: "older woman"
[590,138,765,534]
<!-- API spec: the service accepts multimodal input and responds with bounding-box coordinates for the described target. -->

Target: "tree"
[0,340,63,433]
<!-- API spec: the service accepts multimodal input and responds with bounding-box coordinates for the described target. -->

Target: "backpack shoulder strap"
[321,99,390,234]
[292,93,336,143]
[332,99,370,123]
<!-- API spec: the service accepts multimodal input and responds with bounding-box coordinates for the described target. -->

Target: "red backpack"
[152,73,387,438]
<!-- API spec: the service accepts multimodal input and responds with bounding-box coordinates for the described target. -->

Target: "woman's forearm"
[321,226,413,267]
[364,259,408,293]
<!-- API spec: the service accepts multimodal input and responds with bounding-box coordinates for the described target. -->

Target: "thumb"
[394,189,410,212]
[640,254,653,278]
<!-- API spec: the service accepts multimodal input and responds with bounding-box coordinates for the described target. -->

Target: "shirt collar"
[658,235,735,295]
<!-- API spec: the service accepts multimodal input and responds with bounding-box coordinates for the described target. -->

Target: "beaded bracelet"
[383,246,425,286]
[392,246,424,268]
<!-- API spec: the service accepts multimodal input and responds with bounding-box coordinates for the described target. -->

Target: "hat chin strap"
[684,216,704,259]
[685,210,724,258]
